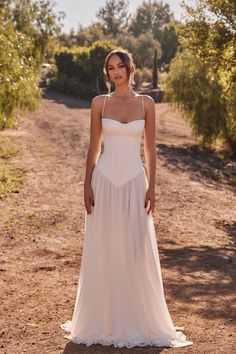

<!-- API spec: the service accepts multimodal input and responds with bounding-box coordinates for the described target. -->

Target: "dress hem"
[60,320,193,349]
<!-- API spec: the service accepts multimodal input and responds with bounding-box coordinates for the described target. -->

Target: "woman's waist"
[96,153,144,182]
[98,152,143,169]
[94,156,145,188]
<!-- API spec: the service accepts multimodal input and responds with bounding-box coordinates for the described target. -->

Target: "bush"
[0,18,41,129]
[134,67,152,88]
[52,41,116,98]
[165,49,232,148]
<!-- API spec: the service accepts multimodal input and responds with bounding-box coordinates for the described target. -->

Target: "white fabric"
[60,118,193,348]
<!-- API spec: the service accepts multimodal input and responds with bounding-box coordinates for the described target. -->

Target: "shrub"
[0,19,41,129]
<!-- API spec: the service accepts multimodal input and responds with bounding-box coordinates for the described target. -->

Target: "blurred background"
[0,0,235,158]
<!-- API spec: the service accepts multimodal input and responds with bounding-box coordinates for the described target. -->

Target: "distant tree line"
[1,0,235,158]
[53,0,178,97]
[59,0,178,70]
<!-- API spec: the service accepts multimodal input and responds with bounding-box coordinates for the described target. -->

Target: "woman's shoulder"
[137,94,155,111]
[92,94,110,102]
[138,93,154,103]
[92,94,110,107]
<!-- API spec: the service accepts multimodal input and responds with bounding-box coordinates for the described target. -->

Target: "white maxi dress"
[60,94,193,348]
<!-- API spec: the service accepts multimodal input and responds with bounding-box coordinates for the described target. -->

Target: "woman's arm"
[84,96,103,214]
[143,95,157,214]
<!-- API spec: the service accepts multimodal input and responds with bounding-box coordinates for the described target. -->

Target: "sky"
[54,0,188,34]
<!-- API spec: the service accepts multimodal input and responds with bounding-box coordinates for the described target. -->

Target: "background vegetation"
[0,0,64,129]
[165,0,236,157]
[0,0,235,158]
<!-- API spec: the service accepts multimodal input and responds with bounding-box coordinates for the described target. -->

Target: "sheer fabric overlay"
[60,95,193,348]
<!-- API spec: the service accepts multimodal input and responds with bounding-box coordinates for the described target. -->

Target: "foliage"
[0,0,64,130]
[129,0,173,36]
[0,162,24,199]
[0,137,24,199]
[112,32,162,69]
[75,23,105,47]
[132,32,161,69]
[152,48,158,88]
[134,67,152,88]
[156,22,179,67]
[89,41,117,91]
[166,0,236,157]
[52,41,116,98]
[165,50,226,144]
[0,17,41,129]
[96,0,130,37]
[58,1,177,68]
[128,0,177,66]
[1,0,65,63]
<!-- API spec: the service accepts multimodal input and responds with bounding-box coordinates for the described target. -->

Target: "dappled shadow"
[158,143,236,190]
[42,87,91,109]
[215,220,236,243]
[62,340,167,354]
[161,237,236,321]
[157,144,235,321]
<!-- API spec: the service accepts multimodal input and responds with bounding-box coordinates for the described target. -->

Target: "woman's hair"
[103,48,135,90]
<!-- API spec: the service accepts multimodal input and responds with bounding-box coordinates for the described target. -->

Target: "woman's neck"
[111,84,136,98]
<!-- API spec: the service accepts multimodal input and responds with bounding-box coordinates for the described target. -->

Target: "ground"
[0,89,235,354]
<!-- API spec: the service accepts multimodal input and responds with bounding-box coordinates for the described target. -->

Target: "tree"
[152,48,158,88]
[76,23,105,46]
[129,1,177,67]
[166,0,236,157]
[53,41,116,98]
[89,41,117,93]
[129,0,173,37]
[115,33,138,56]
[0,16,41,129]
[96,0,130,37]
[114,32,161,69]
[165,50,226,146]
[156,22,179,67]
[134,32,162,69]
[1,0,65,63]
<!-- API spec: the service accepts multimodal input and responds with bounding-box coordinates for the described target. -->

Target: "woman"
[60,48,193,348]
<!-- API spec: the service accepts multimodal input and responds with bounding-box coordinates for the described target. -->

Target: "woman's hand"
[144,187,155,214]
[84,184,95,214]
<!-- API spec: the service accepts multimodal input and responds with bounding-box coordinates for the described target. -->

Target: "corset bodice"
[95,118,145,188]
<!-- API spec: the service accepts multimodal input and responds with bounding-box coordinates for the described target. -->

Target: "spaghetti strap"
[141,95,145,117]
[102,95,108,118]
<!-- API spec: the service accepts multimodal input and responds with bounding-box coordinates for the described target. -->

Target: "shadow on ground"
[62,341,167,354]
[158,143,236,189]
[42,87,91,109]
[160,218,236,321]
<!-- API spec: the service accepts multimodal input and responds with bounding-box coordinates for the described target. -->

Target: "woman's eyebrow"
[108,61,124,68]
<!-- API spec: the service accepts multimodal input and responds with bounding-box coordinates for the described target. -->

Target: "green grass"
[0,136,19,156]
[0,137,25,199]
[0,163,25,199]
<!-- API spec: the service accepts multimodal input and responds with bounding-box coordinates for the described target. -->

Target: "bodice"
[94,118,145,188]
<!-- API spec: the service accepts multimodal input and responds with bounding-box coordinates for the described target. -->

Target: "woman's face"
[107,54,129,86]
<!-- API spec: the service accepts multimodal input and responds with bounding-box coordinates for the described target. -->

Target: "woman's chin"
[114,79,128,86]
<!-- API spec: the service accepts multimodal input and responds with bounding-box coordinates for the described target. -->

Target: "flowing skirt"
[60,166,193,348]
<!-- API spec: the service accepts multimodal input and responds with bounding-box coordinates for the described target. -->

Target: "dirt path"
[0,89,235,354]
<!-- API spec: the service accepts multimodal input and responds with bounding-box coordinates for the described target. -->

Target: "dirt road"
[0,89,235,354]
